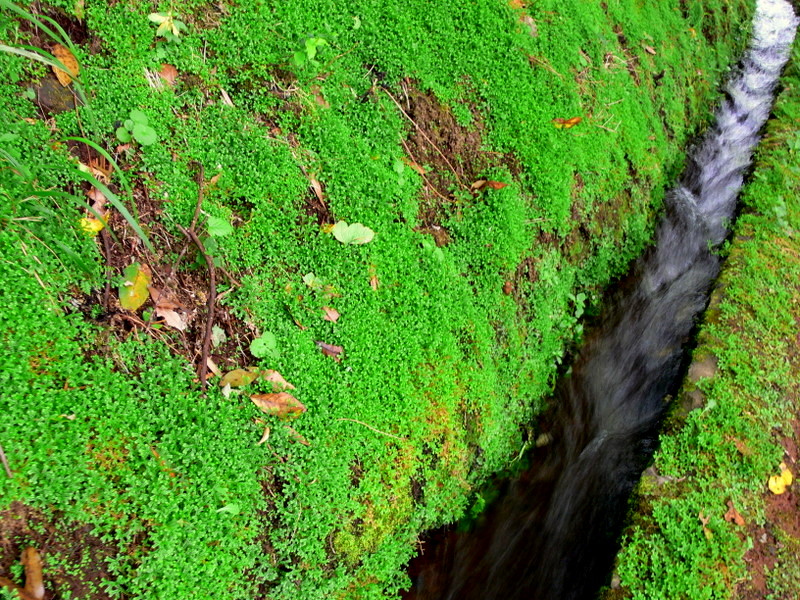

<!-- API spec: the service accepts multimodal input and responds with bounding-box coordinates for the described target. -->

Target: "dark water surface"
[405,2,799,599]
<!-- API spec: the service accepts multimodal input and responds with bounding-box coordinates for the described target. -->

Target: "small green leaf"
[128,109,149,125]
[116,127,132,143]
[207,215,233,237]
[302,272,324,289]
[132,123,158,146]
[148,12,169,24]
[123,119,134,130]
[216,503,240,515]
[250,333,278,359]
[331,221,375,245]
[119,263,151,310]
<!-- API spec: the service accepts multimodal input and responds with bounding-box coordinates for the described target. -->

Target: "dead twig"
[177,225,216,391]
[0,443,12,478]
[336,417,405,441]
[382,88,467,190]
[399,137,452,204]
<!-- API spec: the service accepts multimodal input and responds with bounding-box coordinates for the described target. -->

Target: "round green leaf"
[250,333,278,359]
[132,123,158,146]
[116,126,132,143]
[207,215,233,237]
[129,109,149,125]
[331,221,375,245]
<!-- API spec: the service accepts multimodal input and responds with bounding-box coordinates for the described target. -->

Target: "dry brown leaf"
[723,501,746,526]
[158,63,178,86]
[257,426,270,445]
[321,306,340,322]
[502,281,513,295]
[309,178,325,203]
[643,44,657,55]
[316,340,343,361]
[251,392,306,419]
[52,44,79,87]
[471,180,508,191]
[206,357,222,378]
[0,547,45,600]
[87,186,107,209]
[262,369,295,391]
[116,143,132,153]
[698,512,713,540]
[285,425,310,445]
[220,88,234,107]
[508,0,527,8]
[209,172,222,186]
[148,285,182,311]
[310,84,329,108]
[156,307,187,330]
[486,181,508,190]
[369,275,379,291]
[553,116,582,129]
[470,179,488,191]
[87,157,112,183]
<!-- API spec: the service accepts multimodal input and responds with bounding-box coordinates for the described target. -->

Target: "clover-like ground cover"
[0,0,755,598]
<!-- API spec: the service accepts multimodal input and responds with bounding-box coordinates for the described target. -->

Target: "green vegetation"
[607,41,800,600]
[0,0,756,598]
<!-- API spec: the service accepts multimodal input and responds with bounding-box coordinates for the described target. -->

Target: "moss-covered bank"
[0,0,756,598]
[606,38,800,600]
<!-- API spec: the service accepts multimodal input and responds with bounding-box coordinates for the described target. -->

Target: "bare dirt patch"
[0,502,124,600]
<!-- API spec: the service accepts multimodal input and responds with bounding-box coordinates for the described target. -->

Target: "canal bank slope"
[605,38,800,600]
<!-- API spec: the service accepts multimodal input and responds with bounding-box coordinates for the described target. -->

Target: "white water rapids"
[408,1,798,599]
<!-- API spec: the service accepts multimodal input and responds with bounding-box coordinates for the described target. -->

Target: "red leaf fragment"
[724,501,746,526]
[158,63,178,86]
[321,306,340,322]
[315,340,343,361]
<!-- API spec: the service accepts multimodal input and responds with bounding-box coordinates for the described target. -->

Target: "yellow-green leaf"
[118,263,151,310]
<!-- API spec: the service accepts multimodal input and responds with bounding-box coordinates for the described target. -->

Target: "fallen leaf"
[257,426,270,445]
[486,181,508,190]
[310,84,329,108]
[508,0,526,8]
[261,369,296,391]
[331,220,375,245]
[553,116,582,129]
[401,157,426,176]
[520,14,538,37]
[251,392,306,419]
[79,216,104,235]
[250,333,278,359]
[470,179,488,191]
[211,325,227,348]
[698,512,713,540]
[724,501,746,526]
[780,462,793,486]
[87,186,107,209]
[220,368,261,388]
[148,286,182,310]
[220,87,234,107]
[768,474,786,494]
[119,263,151,311]
[503,281,513,295]
[303,272,324,289]
[52,44,79,87]
[309,178,325,203]
[369,275,379,291]
[316,340,343,361]
[87,157,112,183]
[206,357,222,378]
[158,63,178,86]
[285,425,310,445]
[643,44,657,55]
[23,547,44,600]
[157,307,186,330]
[321,306,340,322]
[209,172,222,186]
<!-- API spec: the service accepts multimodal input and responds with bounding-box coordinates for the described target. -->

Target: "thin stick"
[382,88,466,190]
[177,225,216,391]
[0,443,13,478]
[100,227,112,309]
[189,162,205,233]
[399,137,452,204]
[337,418,405,441]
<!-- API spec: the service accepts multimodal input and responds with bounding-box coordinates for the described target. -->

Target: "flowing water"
[406,2,799,599]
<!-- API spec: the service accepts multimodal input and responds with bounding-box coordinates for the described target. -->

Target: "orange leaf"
[401,157,426,176]
[251,392,306,419]
[552,116,582,129]
[486,181,508,190]
[508,0,527,8]
[158,63,178,86]
[723,501,746,526]
[321,306,340,322]
[52,44,79,87]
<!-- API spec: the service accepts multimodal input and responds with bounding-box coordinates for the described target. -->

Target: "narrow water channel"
[405,2,799,599]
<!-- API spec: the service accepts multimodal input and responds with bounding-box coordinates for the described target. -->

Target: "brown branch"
[189,162,205,233]
[177,225,216,391]
[100,227,112,309]
[382,88,467,190]
[399,137,451,204]
[0,443,12,478]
